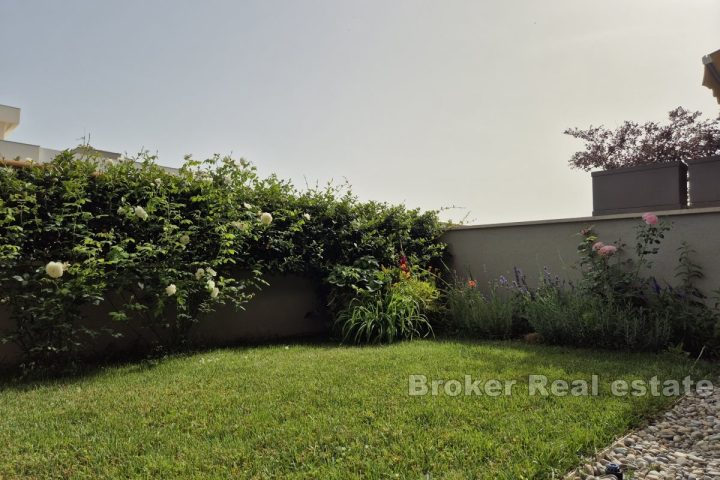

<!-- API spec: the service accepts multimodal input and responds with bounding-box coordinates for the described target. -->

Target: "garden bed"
[0,341,714,479]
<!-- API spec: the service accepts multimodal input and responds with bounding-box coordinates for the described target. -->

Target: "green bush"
[445,278,518,339]
[0,154,132,366]
[0,153,266,366]
[0,151,447,367]
[335,267,438,344]
[651,243,720,354]
[523,284,674,350]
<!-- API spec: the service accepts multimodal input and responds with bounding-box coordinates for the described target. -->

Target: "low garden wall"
[443,207,720,295]
[0,275,326,366]
[3,207,719,367]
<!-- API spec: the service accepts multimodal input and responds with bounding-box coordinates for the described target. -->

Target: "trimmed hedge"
[0,151,446,367]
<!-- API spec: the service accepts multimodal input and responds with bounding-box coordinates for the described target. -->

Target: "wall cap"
[446,206,720,231]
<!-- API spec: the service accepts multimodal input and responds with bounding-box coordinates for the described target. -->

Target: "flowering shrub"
[565,107,720,171]
[0,153,267,366]
[521,214,719,352]
[444,214,719,353]
[98,155,268,348]
[576,213,670,304]
[0,154,120,366]
[444,276,520,339]
[521,281,666,349]
[335,262,439,344]
[0,151,446,366]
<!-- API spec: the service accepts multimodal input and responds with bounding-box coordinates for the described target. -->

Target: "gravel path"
[566,382,720,480]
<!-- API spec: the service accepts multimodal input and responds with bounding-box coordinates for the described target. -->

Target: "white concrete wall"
[0,105,117,164]
[38,147,63,163]
[0,140,41,161]
[0,141,115,164]
[0,105,20,140]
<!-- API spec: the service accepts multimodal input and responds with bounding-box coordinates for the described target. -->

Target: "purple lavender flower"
[651,277,661,295]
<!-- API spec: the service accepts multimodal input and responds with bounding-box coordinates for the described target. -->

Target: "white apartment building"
[0,104,119,163]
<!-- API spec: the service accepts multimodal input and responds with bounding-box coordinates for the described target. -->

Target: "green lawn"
[0,341,713,479]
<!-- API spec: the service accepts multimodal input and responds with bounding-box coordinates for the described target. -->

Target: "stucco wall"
[0,275,326,366]
[443,207,720,294]
[0,140,41,161]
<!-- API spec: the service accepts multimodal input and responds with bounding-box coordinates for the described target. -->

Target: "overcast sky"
[2,0,718,223]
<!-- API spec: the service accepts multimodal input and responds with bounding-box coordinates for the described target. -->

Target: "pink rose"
[598,245,618,256]
[592,241,605,251]
[642,213,658,225]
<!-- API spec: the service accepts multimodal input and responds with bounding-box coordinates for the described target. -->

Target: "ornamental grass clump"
[335,259,439,344]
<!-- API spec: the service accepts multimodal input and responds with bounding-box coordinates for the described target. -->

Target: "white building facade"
[0,104,119,163]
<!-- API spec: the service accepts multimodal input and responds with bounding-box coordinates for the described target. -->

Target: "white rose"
[154,178,162,187]
[180,234,190,245]
[259,212,273,225]
[206,267,217,277]
[206,279,216,290]
[134,206,148,220]
[210,287,219,299]
[195,268,205,280]
[165,284,177,296]
[303,213,311,221]
[62,262,70,271]
[243,202,252,210]
[45,261,64,279]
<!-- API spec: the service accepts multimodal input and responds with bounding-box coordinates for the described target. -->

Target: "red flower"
[399,255,409,272]
[467,280,477,288]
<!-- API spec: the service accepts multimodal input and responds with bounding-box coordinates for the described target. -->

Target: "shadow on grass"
[0,333,333,391]
[430,336,718,385]
[1,335,716,395]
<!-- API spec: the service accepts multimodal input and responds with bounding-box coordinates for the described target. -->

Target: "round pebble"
[565,382,720,479]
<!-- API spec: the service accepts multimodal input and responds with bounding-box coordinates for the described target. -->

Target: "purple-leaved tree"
[565,107,720,171]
